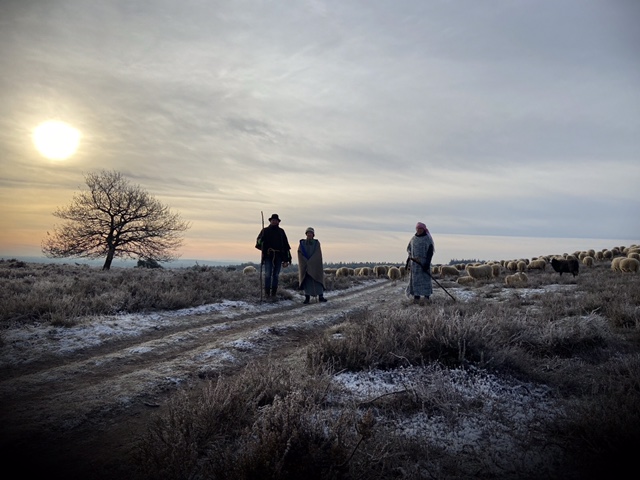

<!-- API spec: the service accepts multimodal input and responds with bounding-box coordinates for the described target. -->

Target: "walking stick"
[259,211,264,303]
[408,257,457,302]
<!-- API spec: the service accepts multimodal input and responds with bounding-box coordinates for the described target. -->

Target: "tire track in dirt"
[0,281,403,457]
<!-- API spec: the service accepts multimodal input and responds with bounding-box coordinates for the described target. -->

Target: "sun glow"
[33,120,81,160]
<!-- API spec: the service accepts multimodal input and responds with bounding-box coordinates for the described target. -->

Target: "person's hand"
[282,262,290,268]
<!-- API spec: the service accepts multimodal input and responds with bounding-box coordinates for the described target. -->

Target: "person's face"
[416,227,425,234]
[270,218,280,226]
[306,231,314,239]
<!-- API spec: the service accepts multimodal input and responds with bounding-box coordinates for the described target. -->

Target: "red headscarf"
[416,222,429,233]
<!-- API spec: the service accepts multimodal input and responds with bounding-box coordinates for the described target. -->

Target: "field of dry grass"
[1,254,639,479]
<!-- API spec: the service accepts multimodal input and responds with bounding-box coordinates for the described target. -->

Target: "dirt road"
[1,280,406,479]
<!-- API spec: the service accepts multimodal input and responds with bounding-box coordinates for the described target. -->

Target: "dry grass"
[0,259,364,327]
[2,256,639,479]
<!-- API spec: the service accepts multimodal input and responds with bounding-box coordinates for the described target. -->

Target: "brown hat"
[305,227,315,235]
[268,214,281,221]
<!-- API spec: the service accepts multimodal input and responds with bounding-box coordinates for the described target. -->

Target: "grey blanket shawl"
[297,239,325,289]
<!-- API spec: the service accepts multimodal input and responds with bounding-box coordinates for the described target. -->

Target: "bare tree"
[42,170,191,270]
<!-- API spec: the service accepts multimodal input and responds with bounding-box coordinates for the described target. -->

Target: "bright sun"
[33,120,81,160]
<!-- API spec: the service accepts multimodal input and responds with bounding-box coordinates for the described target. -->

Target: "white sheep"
[619,257,640,273]
[242,265,257,275]
[336,267,350,277]
[611,257,623,272]
[490,264,502,277]
[373,265,388,277]
[465,264,494,280]
[505,272,528,286]
[457,276,475,286]
[358,267,372,276]
[516,261,527,272]
[582,256,594,267]
[506,261,518,272]
[387,266,401,280]
[527,259,546,271]
[439,265,459,278]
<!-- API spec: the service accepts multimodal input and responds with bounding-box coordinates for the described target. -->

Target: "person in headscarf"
[406,222,435,303]
[297,227,326,304]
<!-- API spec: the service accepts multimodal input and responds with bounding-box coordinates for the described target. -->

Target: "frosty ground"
[0,278,571,478]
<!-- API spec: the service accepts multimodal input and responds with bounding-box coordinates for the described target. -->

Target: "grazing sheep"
[490,263,502,277]
[506,261,518,272]
[457,276,475,286]
[594,251,604,261]
[358,267,372,276]
[505,272,528,286]
[399,265,407,278]
[336,267,350,277]
[517,261,527,272]
[242,265,257,275]
[440,265,459,277]
[603,250,613,259]
[431,265,441,275]
[628,252,640,261]
[619,258,640,273]
[611,257,623,272]
[387,266,402,280]
[550,257,579,277]
[527,259,546,271]
[373,265,388,277]
[582,256,594,267]
[465,264,494,280]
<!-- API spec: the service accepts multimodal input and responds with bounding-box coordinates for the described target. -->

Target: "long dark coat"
[297,238,325,296]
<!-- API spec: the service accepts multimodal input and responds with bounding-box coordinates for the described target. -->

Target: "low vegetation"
[1,256,639,479]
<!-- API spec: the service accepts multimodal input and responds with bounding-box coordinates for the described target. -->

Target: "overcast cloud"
[1,0,638,264]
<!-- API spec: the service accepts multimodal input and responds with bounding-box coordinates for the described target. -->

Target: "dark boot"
[303,295,310,304]
[264,287,271,298]
[318,295,327,303]
[271,287,278,299]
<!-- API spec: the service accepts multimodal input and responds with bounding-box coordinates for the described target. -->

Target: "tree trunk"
[103,248,115,270]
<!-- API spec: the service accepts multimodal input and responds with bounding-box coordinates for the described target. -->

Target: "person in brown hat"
[255,214,291,299]
[297,227,326,304]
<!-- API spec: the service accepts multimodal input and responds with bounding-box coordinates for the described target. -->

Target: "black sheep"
[550,257,579,277]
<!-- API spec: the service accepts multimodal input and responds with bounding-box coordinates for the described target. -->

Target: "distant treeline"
[447,258,483,265]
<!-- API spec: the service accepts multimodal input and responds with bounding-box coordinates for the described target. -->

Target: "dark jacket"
[256,225,291,262]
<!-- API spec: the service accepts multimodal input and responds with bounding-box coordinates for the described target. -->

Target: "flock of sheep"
[241,244,640,289]
[432,244,640,287]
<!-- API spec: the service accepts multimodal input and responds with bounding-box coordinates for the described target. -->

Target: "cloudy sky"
[1,0,638,265]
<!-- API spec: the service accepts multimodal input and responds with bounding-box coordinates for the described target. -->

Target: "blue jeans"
[263,255,283,290]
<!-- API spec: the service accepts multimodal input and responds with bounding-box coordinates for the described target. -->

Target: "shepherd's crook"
[259,211,264,302]
[408,257,457,302]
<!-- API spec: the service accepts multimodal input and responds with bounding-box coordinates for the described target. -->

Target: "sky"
[1,0,639,265]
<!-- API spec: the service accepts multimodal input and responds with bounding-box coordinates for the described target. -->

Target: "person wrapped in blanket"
[297,227,326,304]
[406,222,435,304]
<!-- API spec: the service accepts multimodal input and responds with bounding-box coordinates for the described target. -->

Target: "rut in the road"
[0,280,402,445]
